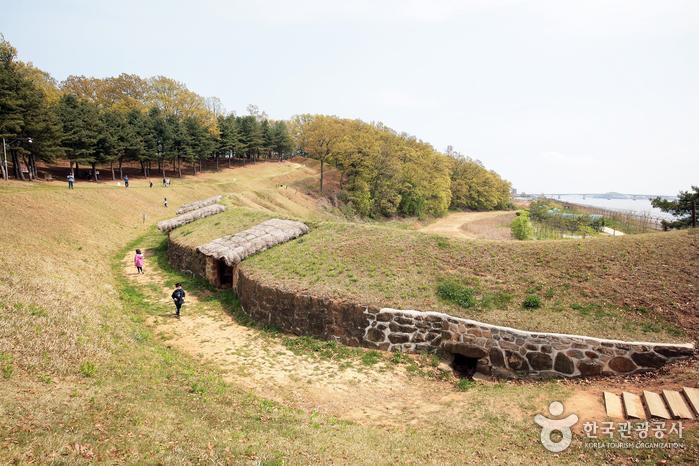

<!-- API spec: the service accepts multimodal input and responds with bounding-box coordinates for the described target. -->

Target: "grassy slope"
[1,162,696,464]
[0,167,584,465]
[0,164,377,464]
[241,223,698,342]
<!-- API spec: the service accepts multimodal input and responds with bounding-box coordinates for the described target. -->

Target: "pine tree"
[270,121,292,159]
[57,94,99,178]
[97,109,125,180]
[217,114,241,167]
[0,35,62,180]
[237,115,263,161]
[652,187,699,230]
[260,119,272,159]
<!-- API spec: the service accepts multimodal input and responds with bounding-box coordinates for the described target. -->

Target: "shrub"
[522,294,541,309]
[510,211,533,240]
[437,279,476,308]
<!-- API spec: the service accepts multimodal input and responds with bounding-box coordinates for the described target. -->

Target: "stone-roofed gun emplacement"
[197,219,309,288]
[164,198,695,380]
[175,195,223,215]
[157,203,226,233]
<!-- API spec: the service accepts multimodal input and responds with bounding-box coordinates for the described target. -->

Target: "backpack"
[172,288,185,303]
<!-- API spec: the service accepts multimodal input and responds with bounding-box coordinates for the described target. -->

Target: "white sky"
[2,0,698,195]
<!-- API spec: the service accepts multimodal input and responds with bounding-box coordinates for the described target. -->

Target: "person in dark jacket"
[171,283,185,318]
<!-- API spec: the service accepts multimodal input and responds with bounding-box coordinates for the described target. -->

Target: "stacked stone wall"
[166,235,206,278]
[362,308,694,378]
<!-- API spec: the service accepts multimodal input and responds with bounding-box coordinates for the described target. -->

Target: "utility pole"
[1,137,32,181]
[2,137,7,181]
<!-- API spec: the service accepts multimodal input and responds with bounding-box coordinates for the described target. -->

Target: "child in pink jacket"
[134,249,145,274]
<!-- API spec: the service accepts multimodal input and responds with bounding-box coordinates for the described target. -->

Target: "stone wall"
[363,308,694,379]
[167,235,206,278]
[168,235,695,379]
[235,270,371,346]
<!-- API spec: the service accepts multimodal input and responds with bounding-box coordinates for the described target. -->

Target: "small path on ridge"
[420,211,515,240]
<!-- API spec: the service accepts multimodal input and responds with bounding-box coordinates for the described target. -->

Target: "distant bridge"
[531,194,675,201]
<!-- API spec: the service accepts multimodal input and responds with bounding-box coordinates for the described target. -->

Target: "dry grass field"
[1,160,697,464]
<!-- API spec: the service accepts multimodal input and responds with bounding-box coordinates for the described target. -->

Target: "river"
[543,195,676,220]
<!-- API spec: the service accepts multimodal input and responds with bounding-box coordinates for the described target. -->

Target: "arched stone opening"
[443,341,488,379]
[451,353,479,378]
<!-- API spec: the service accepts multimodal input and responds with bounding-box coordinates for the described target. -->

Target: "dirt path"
[121,251,552,427]
[420,211,515,240]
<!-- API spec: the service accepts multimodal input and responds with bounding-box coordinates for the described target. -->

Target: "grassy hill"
[242,223,697,342]
[1,160,697,464]
[174,198,697,343]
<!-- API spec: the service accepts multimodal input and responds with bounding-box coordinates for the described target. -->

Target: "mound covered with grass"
[238,222,698,342]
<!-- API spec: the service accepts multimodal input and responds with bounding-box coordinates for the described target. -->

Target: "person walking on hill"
[134,249,145,274]
[162,177,167,187]
[171,283,185,318]
[149,180,153,188]
[67,173,75,189]
[123,175,129,188]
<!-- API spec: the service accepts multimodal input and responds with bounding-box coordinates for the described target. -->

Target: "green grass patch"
[79,361,96,377]
[282,336,361,363]
[0,352,14,379]
[361,350,382,366]
[390,352,411,365]
[522,294,542,309]
[455,378,475,391]
[13,302,48,317]
[571,302,612,319]
[479,291,513,310]
[437,278,476,308]
[435,237,451,249]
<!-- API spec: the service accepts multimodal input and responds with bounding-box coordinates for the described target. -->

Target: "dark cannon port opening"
[217,259,233,288]
[451,353,478,378]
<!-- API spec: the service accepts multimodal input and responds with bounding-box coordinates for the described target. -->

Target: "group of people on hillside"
[66,172,170,208]
[65,173,171,190]
[133,249,185,318]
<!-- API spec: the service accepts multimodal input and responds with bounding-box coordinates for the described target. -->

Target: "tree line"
[0,35,292,181]
[290,115,512,218]
[1,34,512,218]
